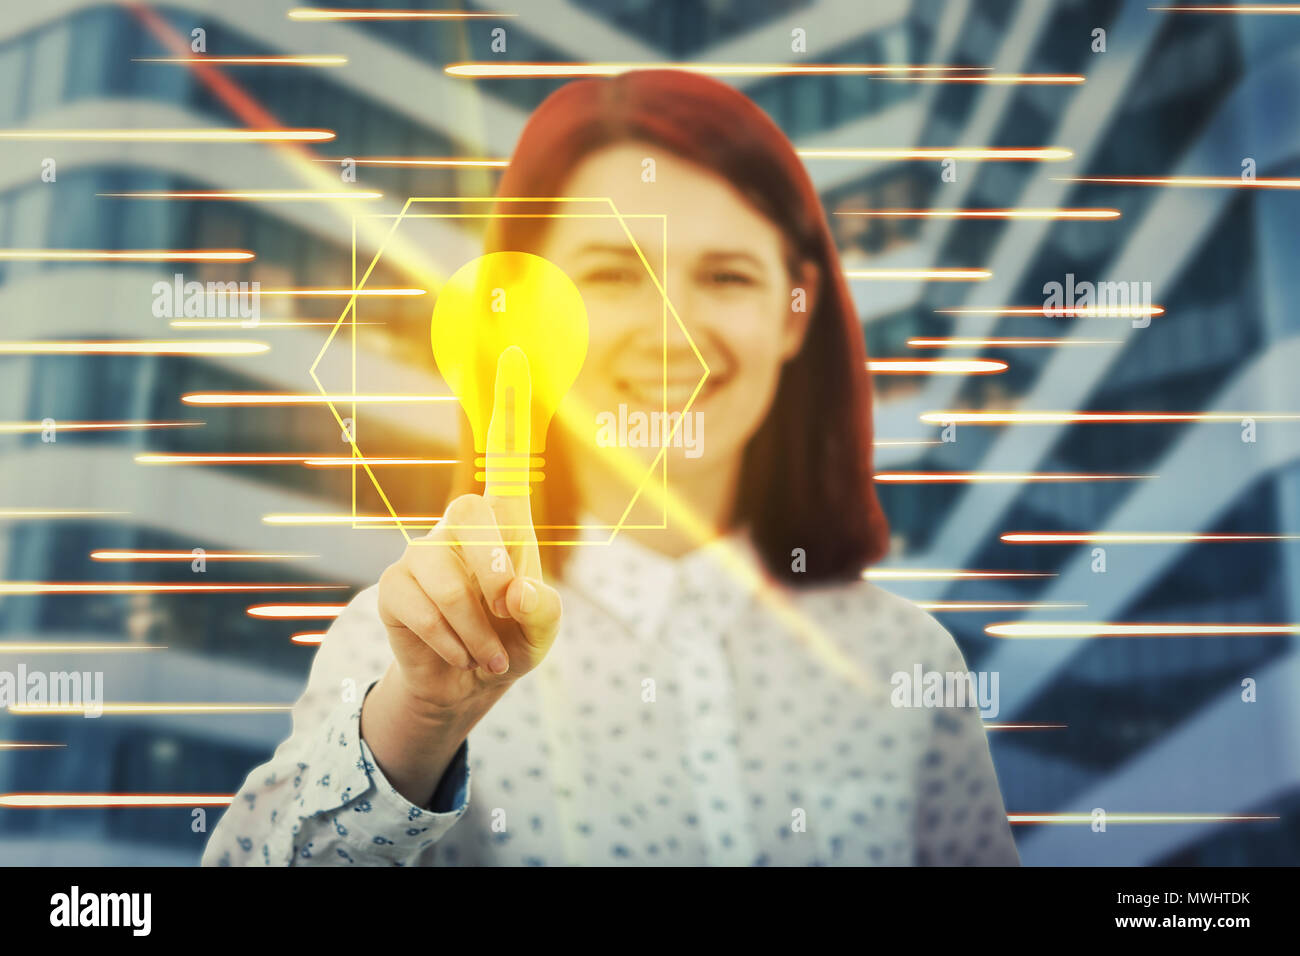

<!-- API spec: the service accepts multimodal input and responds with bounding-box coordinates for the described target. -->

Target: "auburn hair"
[448,69,889,584]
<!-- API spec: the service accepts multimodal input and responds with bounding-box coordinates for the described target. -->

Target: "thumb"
[505,575,562,649]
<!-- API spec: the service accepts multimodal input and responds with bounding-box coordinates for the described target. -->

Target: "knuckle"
[443,493,482,525]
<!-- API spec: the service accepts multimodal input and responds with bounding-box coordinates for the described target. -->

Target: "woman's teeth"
[618,377,720,407]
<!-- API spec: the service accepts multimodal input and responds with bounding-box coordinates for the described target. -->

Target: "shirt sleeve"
[912,620,1022,867]
[201,585,472,867]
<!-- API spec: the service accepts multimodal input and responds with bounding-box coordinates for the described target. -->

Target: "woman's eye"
[582,267,641,285]
[705,270,756,287]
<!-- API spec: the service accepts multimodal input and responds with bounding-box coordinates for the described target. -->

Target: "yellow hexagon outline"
[307,195,709,548]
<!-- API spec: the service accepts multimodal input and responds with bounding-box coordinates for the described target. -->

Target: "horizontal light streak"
[837,208,1118,220]
[0,340,267,355]
[135,452,457,466]
[846,268,991,280]
[446,62,991,78]
[264,514,443,525]
[801,147,1072,161]
[99,190,380,201]
[864,569,1054,580]
[916,601,1085,611]
[181,393,454,405]
[908,337,1121,347]
[987,622,1300,638]
[9,703,291,716]
[291,632,326,645]
[875,471,1150,482]
[1002,532,1298,544]
[0,420,199,433]
[133,55,347,66]
[0,793,233,808]
[91,550,313,561]
[0,129,334,142]
[886,74,1084,85]
[921,410,1300,424]
[0,643,163,653]
[1008,812,1279,825]
[247,604,346,619]
[868,359,1007,373]
[0,582,342,595]
[291,8,516,19]
[0,249,253,262]
[873,439,942,447]
[935,305,1164,317]
[1059,174,1300,187]
[1151,4,1300,12]
[0,742,65,751]
[329,148,1075,167]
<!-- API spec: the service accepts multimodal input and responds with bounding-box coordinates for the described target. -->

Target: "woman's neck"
[572,451,744,559]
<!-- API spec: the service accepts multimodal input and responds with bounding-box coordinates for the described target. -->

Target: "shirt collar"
[560,515,764,643]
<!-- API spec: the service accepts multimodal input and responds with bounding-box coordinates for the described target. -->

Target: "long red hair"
[450,69,890,584]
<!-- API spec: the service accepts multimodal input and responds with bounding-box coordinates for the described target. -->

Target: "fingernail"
[488,652,509,675]
[519,580,539,614]
[493,597,509,618]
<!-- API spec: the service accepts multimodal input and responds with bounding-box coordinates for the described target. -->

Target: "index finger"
[482,345,542,578]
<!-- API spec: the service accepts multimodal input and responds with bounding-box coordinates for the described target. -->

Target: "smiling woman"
[204,69,1021,868]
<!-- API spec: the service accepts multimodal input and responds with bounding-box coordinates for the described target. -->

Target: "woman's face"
[536,141,815,478]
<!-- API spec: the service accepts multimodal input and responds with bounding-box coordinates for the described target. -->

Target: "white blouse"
[203,523,1021,866]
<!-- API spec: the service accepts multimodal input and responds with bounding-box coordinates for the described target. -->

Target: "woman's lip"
[615,376,726,402]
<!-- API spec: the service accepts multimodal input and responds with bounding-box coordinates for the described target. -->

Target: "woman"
[204,69,1020,867]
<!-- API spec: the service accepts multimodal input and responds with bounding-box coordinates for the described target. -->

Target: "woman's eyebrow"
[699,250,766,271]
[572,242,642,258]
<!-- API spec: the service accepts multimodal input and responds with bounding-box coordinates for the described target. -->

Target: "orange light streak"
[247,604,346,619]
[988,622,1300,638]
[9,703,291,716]
[935,305,1164,317]
[1059,174,1300,187]
[99,190,380,201]
[1008,812,1279,825]
[1002,532,1298,543]
[181,392,454,405]
[0,250,253,262]
[909,337,1121,347]
[0,129,333,142]
[291,632,326,645]
[446,62,991,78]
[846,268,992,280]
[91,550,312,561]
[0,583,343,595]
[837,208,1119,220]
[868,359,1007,373]
[0,793,233,808]
[0,420,200,432]
[875,471,1150,482]
[921,410,1300,424]
[0,643,163,653]
[864,569,1054,581]
[263,514,443,525]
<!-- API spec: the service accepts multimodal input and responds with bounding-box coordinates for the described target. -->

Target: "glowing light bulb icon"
[430,251,589,496]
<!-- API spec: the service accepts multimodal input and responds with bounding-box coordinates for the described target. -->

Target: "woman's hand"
[363,347,562,805]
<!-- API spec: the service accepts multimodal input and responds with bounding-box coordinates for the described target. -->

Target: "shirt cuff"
[287,682,471,862]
